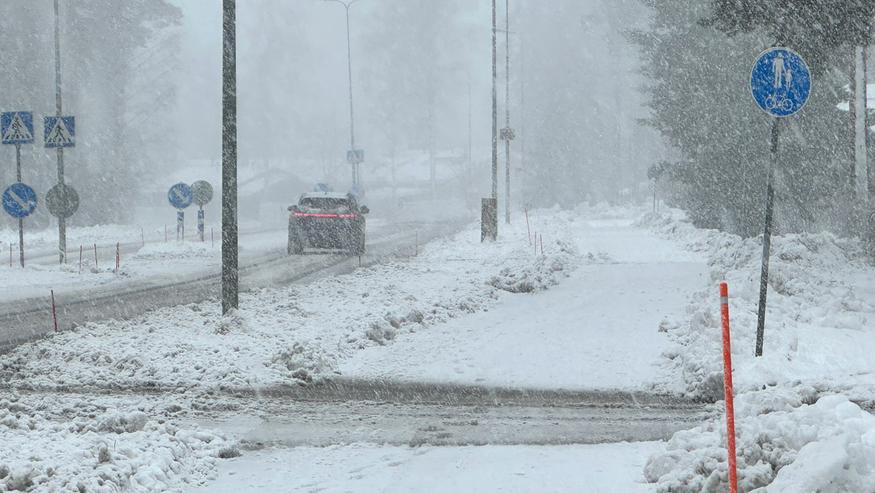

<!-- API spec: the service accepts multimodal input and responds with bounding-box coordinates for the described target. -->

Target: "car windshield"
[300,197,350,210]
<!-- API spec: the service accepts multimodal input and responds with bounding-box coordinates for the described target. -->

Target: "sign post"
[168,182,193,241]
[191,180,214,242]
[750,47,811,356]
[44,115,76,264]
[2,184,38,266]
[2,111,35,267]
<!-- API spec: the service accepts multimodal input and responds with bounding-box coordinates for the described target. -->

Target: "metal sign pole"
[198,206,205,242]
[749,47,810,357]
[756,119,780,357]
[15,144,23,267]
[222,0,239,314]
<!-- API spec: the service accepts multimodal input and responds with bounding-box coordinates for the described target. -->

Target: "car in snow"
[287,192,369,255]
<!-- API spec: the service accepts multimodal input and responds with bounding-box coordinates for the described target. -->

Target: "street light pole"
[481,0,499,243]
[503,0,511,225]
[222,0,239,314]
[324,0,361,188]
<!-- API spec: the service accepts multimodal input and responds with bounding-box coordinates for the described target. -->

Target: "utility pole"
[222,0,239,314]
[53,0,66,264]
[481,0,499,242]
[502,0,513,224]
[324,0,362,189]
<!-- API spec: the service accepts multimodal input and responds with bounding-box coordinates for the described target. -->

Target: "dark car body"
[288,192,368,255]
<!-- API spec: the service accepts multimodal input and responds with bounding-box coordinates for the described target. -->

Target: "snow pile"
[646,388,875,492]
[489,239,579,293]
[0,209,586,390]
[0,394,234,492]
[640,210,875,399]
[131,241,215,262]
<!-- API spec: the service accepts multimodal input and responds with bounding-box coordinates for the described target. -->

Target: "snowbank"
[0,393,233,492]
[640,210,875,400]
[645,388,875,492]
[640,209,875,491]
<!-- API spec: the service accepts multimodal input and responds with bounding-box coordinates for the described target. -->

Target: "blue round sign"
[168,182,193,209]
[2,183,37,219]
[751,48,811,118]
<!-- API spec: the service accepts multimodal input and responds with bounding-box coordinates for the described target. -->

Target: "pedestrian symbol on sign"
[44,116,76,148]
[1,112,34,145]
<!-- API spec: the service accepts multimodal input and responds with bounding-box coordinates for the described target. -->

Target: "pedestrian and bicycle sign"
[1,112,34,145]
[2,183,37,219]
[751,48,811,118]
[44,116,75,148]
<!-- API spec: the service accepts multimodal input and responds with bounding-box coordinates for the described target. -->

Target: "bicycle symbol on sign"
[765,54,795,112]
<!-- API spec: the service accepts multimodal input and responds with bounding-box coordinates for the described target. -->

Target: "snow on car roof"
[299,192,351,199]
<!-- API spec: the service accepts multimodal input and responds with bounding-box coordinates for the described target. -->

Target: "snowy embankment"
[640,210,875,399]
[0,211,580,391]
[0,392,235,492]
[639,210,875,491]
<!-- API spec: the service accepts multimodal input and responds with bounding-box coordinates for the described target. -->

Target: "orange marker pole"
[720,281,738,493]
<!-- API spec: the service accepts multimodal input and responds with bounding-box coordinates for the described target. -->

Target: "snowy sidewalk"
[341,215,706,391]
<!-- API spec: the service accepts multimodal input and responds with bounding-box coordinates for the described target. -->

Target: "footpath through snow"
[340,208,706,391]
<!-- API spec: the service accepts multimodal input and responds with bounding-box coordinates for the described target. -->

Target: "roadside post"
[719,282,738,493]
[750,47,811,357]
[191,180,214,242]
[2,111,36,267]
[168,182,193,241]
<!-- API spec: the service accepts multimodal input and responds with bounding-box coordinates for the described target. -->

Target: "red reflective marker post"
[50,289,59,332]
[720,281,738,493]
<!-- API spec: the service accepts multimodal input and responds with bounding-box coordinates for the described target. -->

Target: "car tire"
[288,222,304,255]
[348,222,366,256]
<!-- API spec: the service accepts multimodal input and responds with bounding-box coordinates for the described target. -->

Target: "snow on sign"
[1,112,34,145]
[44,116,76,148]
[750,48,811,118]
[2,182,38,219]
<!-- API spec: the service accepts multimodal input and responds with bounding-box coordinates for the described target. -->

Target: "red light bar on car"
[294,212,357,219]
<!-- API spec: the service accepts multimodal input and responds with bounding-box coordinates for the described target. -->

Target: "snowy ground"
[636,210,875,491]
[0,224,287,303]
[187,441,660,493]
[341,210,706,391]
[0,205,702,393]
[0,392,236,492]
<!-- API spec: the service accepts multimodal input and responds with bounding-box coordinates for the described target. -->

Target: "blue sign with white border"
[44,116,75,148]
[751,48,811,118]
[2,183,37,218]
[1,112,34,145]
[168,183,193,209]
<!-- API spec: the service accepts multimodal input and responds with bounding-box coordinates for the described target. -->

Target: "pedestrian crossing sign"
[1,112,34,145]
[44,116,75,148]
